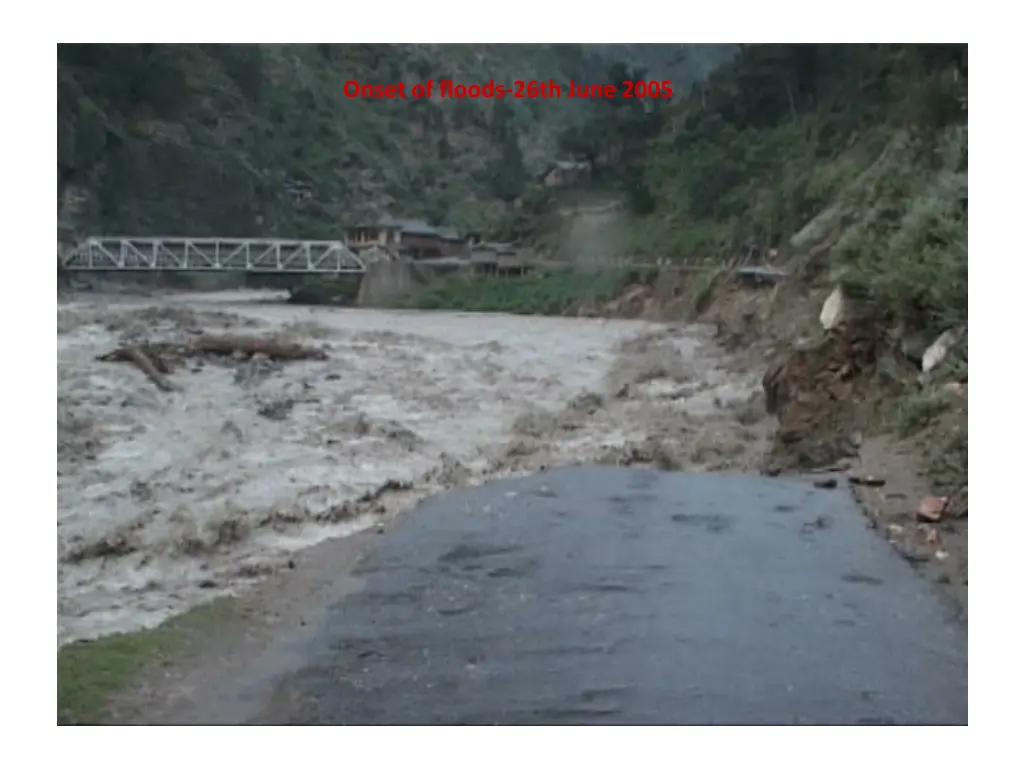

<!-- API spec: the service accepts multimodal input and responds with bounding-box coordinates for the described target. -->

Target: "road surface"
[137,467,967,725]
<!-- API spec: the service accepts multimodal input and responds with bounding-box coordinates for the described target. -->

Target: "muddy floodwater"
[57,290,770,646]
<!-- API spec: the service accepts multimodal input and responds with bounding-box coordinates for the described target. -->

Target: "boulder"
[922,328,964,374]
[819,286,846,331]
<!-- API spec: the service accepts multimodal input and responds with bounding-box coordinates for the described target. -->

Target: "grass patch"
[397,268,643,316]
[831,126,967,340]
[884,387,951,439]
[689,264,729,316]
[57,597,238,725]
[287,274,363,306]
[927,422,968,493]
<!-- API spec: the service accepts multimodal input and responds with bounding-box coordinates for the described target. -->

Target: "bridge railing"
[61,237,367,274]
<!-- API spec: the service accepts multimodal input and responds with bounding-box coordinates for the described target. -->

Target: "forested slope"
[57,43,722,240]
[588,44,968,341]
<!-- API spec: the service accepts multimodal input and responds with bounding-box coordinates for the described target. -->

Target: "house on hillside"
[540,160,592,188]
[397,221,470,260]
[434,227,471,260]
[469,241,530,276]
[345,222,402,251]
[344,217,472,260]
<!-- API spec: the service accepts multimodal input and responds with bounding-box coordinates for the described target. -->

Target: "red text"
[340,79,675,100]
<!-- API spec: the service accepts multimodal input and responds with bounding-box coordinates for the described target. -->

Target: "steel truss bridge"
[60,238,368,274]
[58,237,788,285]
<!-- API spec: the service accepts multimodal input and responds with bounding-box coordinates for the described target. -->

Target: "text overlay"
[343,80,674,100]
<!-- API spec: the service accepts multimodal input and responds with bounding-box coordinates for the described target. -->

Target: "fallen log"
[189,334,328,361]
[97,334,326,391]
[97,344,179,373]
[98,345,179,392]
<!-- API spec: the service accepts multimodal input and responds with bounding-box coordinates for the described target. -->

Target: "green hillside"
[594,44,968,341]
[58,44,722,241]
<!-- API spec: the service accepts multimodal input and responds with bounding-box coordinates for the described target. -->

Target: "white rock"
[819,286,846,331]
[922,328,963,374]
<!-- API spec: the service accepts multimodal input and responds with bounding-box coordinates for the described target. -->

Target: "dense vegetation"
[390,45,968,343]
[581,44,968,341]
[399,267,656,315]
[57,44,713,240]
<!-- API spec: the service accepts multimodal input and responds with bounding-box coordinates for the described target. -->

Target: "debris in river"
[98,334,328,391]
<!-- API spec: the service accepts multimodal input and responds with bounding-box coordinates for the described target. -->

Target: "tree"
[491,131,526,203]
[490,100,515,143]
[557,124,601,165]
[624,169,655,215]
[437,131,452,160]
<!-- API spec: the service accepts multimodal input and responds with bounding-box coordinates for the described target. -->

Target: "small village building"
[345,223,402,250]
[540,160,592,188]
[344,217,472,261]
[398,223,470,260]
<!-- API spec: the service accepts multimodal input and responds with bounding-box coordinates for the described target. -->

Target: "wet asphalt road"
[255,468,967,725]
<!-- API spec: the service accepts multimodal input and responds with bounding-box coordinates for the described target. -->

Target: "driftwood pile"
[98,334,328,392]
